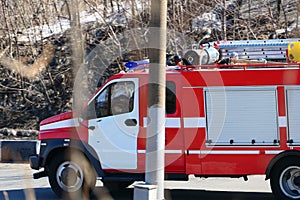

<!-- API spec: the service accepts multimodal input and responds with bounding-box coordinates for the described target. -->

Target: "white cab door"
[88,78,139,169]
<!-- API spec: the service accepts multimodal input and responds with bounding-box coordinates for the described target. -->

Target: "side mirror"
[80,104,96,120]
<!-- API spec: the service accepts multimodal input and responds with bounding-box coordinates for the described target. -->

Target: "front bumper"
[29,155,40,170]
[29,155,48,179]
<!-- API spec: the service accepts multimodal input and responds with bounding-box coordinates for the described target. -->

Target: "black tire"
[102,181,133,192]
[270,158,300,200]
[48,150,96,199]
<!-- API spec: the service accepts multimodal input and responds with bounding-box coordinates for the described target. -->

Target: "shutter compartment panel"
[205,87,279,145]
[286,87,300,145]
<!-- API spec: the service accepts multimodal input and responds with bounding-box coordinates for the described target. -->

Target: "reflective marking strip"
[165,150,182,154]
[188,150,260,155]
[143,118,181,128]
[138,150,183,154]
[40,119,78,131]
[143,116,286,128]
[166,118,181,128]
[184,117,206,128]
[40,116,286,131]
[278,116,287,127]
[265,150,284,155]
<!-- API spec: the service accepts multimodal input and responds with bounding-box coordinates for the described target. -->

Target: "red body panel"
[38,65,300,176]
[40,112,73,126]
[38,111,88,142]
[38,127,88,143]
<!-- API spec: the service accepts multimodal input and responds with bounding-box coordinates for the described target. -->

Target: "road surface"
[0,163,276,200]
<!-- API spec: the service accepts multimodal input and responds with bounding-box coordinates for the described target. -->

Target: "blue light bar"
[125,59,149,69]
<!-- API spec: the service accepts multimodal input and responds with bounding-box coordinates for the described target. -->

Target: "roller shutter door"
[205,86,279,145]
[286,86,300,145]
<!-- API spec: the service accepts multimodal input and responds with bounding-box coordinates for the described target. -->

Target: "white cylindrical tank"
[200,47,220,64]
[183,47,220,65]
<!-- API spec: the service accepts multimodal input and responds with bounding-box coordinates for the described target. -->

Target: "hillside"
[0,0,299,135]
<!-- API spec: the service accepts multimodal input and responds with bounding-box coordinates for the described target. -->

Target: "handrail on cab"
[178,62,300,71]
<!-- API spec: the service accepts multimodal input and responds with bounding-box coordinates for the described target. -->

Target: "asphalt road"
[0,163,276,200]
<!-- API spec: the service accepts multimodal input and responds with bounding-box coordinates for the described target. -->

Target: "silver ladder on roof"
[185,38,300,64]
[216,38,300,61]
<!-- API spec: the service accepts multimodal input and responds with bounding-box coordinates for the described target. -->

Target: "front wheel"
[48,150,96,199]
[270,158,300,200]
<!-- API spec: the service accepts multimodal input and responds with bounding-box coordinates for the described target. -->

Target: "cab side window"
[95,87,109,118]
[95,81,135,118]
[166,81,176,114]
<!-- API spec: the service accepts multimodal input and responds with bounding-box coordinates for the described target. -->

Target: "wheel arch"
[43,140,104,177]
[266,150,300,180]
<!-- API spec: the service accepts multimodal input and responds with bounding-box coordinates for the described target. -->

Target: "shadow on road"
[0,187,275,200]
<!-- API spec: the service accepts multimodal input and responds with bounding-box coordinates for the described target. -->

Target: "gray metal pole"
[69,0,85,113]
[145,0,167,199]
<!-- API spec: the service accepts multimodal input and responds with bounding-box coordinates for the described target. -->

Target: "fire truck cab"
[30,63,300,200]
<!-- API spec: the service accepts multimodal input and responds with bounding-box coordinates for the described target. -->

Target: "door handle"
[124,119,137,126]
[88,119,101,130]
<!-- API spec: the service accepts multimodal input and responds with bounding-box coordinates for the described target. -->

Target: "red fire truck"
[30,61,300,200]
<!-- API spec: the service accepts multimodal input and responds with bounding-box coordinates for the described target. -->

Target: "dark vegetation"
[0,0,299,138]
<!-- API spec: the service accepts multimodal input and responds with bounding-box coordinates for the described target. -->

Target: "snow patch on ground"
[16,1,147,42]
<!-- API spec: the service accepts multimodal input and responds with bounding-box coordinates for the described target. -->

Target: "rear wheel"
[270,158,300,200]
[48,150,96,199]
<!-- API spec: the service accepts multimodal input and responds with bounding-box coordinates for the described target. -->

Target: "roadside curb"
[0,140,37,163]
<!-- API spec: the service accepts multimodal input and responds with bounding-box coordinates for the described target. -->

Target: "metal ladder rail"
[215,39,300,61]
